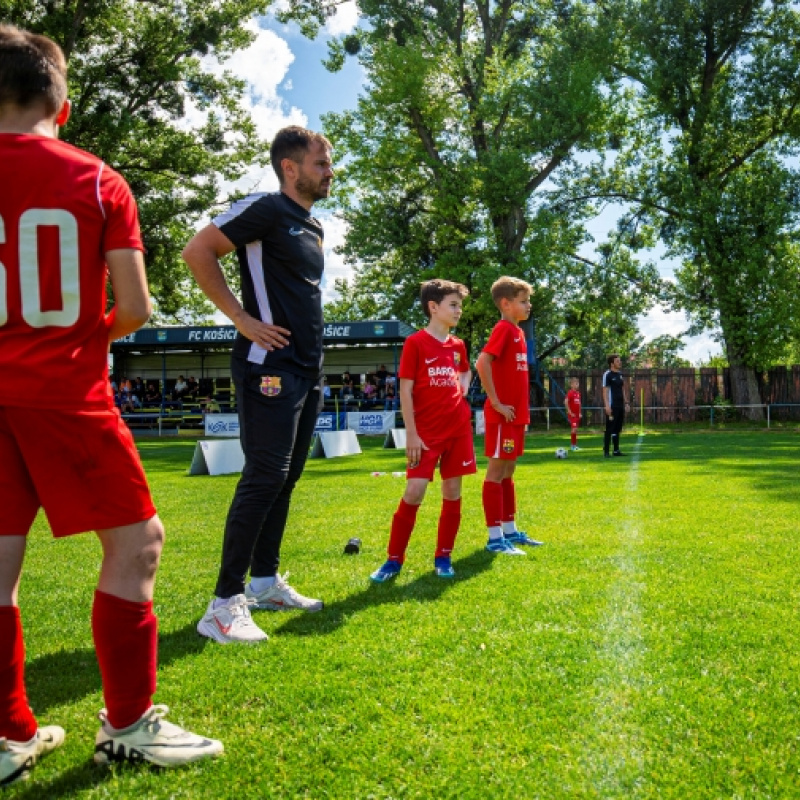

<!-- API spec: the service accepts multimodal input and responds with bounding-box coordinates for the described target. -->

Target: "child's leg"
[386,479,428,563]
[435,478,462,559]
[500,461,518,534]
[482,457,506,540]
[571,423,578,447]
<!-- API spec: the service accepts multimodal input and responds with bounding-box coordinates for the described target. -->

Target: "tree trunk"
[726,349,764,421]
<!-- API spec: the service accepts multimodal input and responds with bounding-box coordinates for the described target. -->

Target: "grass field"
[8,429,800,799]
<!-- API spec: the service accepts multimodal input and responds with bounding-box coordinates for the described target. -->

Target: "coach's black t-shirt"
[603,369,626,407]
[213,191,325,379]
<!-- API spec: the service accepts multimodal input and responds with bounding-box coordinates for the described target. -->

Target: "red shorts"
[570,418,579,431]
[484,422,525,460]
[0,405,156,537]
[407,429,477,481]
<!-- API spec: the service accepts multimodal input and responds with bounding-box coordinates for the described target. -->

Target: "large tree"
[592,0,800,415]
[282,0,661,359]
[1,0,272,318]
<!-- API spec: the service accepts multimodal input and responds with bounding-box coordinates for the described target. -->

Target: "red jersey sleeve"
[99,165,144,253]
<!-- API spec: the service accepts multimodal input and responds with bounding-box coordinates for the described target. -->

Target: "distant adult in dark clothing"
[603,354,630,457]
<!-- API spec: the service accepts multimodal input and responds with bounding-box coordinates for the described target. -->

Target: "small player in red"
[370,279,475,582]
[476,276,543,554]
[566,376,582,451]
[0,26,221,785]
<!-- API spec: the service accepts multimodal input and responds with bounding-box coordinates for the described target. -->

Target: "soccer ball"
[555,448,568,459]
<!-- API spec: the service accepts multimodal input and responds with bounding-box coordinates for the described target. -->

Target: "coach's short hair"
[419,279,469,319]
[607,353,620,367]
[0,25,67,116]
[270,126,332,184]
[490,276,533,308]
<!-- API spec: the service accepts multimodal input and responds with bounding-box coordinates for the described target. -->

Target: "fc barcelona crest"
[260,376,282,397]
[453,351,461,366]
[502,439,515,454]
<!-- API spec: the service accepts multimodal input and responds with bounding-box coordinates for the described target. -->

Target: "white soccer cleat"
[196,594,268,644]
[0,726,65,786]
[245,572,323,612]
[94,705,223,767]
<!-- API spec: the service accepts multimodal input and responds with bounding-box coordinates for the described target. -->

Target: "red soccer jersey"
[481,319,530,425]
[566,389,582,417]
[0,135,143,410]
[398,329,472,441]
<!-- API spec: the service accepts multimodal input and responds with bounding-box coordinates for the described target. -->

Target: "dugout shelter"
[110,319,415,402]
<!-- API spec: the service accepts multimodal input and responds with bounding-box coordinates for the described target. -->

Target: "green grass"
[9,430,800,799]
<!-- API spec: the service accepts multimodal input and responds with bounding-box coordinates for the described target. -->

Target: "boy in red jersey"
[370,279,475,582]
[0,26,221,785]
[566,376,582,451]
[476,276,543,554]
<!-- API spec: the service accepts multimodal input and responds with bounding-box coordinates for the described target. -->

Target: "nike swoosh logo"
[514,337,521,342]
[425,357,438,364]
[289,227,304,236]
[463,460,473,466]
[214,618,232,635]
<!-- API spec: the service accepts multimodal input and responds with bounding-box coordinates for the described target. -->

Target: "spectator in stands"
[0,25,222,783]
[384,382,397,409]
[362,375,377,407]
[172,375,188,401]
[375,364,390,395]
[144,383,161,406]
[201,395,221,414]
[182,125,332,644]
[186,376,199,399]
[340,373,355,401]
[322,376,331,399]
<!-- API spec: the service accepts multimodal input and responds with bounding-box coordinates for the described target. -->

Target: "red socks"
[387,499,420,563]
[501,478,516,525]
[435,498,461,558]
[92,590,157,730]
[482,480,503,528]
[0,606,36,742]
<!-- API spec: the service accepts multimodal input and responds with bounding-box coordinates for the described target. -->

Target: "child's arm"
[458,368,472,397]
[399,377,426,468]
[476,352,515,422]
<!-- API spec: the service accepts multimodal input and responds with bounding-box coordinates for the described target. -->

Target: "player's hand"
[234,313,291,351]
[492,400,515,422]
[406,433,428,469]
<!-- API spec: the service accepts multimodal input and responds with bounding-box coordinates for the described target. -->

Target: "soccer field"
[12,431,800,799]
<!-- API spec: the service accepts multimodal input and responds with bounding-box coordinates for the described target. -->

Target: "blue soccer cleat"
[504,530,544,547]
[434,556,455,578]
[370,560,402,583]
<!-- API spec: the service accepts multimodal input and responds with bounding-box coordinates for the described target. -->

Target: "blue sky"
[205,3,721,364]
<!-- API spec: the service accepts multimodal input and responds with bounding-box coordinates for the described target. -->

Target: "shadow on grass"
[271,547,500,639]
[24,622,205,718]
[7,760,133,800]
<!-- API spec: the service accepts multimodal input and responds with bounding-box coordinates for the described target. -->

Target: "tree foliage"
[590,0,800,408]
[1,0,272,319]
[286,0,662,359]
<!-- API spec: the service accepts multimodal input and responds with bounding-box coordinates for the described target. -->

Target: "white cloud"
[325,1,360,35]
[638,305,722,365]
[317,212,351,304]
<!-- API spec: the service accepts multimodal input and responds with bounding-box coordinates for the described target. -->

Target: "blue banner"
[314,412,347,433]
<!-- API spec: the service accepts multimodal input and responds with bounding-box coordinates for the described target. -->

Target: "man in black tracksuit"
[183,126,334,644]
[603,353,630,457]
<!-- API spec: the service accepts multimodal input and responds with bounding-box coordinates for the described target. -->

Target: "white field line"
[591,434,647,795]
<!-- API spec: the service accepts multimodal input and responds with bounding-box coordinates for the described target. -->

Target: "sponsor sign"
[314,412,347,433]
[204,413,240,437]
[346,411,396,435]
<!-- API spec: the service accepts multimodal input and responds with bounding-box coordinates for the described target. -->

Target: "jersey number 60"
[0,209,80,328]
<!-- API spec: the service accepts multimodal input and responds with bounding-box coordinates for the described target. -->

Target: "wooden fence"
[533,366,800,425]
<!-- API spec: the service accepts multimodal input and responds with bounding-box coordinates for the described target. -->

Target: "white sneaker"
[94,705,223,767]
[245,572,323,612]
[0,726,65,786]
[196,594,268,644]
